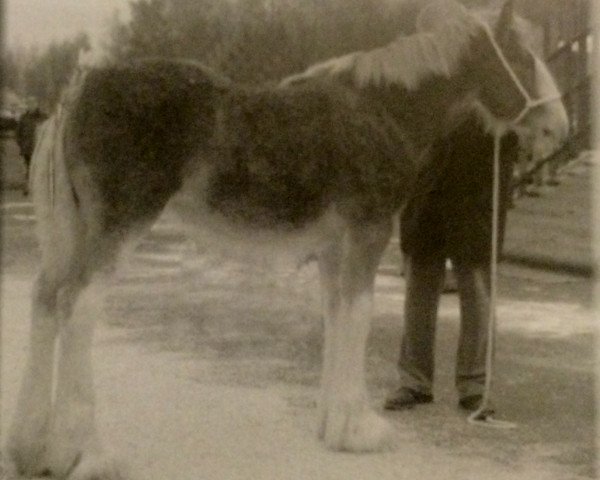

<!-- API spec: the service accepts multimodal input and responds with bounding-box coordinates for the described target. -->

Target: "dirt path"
[1,270,594,480]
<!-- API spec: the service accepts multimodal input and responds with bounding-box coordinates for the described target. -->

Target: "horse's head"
[484,2,570,149]
[473,0,537,125]
[418,0,567,145]
[516,56,569,161]
[472,0,568,154]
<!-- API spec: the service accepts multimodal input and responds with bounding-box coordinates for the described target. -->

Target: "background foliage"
[4,0,422,110]
[5,0,567,112]
[106,0,421,83]
[4,34,90,111]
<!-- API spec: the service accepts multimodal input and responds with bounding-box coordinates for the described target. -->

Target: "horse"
[6,1,567,478]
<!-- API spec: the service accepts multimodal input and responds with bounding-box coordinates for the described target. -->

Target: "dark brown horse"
[6,1,566,478]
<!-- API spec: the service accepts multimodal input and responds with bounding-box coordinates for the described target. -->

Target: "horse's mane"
[282,9,483,90]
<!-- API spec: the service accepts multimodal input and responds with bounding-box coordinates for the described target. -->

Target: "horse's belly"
[163,171,345,268]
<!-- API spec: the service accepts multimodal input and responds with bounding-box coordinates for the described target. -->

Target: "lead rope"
[464,20,566,430]
[467,133,517,429]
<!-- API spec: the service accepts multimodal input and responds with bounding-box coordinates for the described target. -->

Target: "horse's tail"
[30,93,84,281]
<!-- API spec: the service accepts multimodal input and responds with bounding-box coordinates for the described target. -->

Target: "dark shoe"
[459,394,495,415]
[384,387,433,411]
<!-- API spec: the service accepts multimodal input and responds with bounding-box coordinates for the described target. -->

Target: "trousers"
[397,117,518,398]
[398,252,491,398]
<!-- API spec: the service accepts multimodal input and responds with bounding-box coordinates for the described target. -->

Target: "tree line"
[4,33,90,112]
[5,0,502,113]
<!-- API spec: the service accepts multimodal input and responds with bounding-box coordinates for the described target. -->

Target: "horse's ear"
[416,0,469,32]
[495,0,516,39]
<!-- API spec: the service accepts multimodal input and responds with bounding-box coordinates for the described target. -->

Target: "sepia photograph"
[0,0,596,478]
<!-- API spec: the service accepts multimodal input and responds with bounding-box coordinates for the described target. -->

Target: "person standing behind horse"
[385,116,518,413]
[16,106,47,195]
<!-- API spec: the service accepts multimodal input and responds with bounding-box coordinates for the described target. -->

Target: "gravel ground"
[1,274,594,480]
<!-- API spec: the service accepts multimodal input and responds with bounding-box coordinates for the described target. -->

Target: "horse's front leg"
[317,220,394,452]
[316,243,342,441]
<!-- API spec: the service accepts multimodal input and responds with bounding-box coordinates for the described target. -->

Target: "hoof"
[5,428,49,478]
[41,431,126,480]
[66,452,128,480]
[7,442,127,480]
[320,402,396,452]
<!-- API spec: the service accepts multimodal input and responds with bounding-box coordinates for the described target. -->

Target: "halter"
[480,22,563,126]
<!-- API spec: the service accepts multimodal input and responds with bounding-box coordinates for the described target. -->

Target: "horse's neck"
[368,72,474,162]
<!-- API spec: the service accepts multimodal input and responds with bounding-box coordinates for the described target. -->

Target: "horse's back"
[208,83,416,229]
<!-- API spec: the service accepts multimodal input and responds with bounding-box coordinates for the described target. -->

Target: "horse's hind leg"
[44,265,100,478]
[6,271,61,475]
[7,210,124,477]
[42,225,153,479]
[7,105,130,479]
[317,219,395,452]
[6,237,121,479]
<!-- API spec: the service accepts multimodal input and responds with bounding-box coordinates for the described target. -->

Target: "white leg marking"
[322,292,394,452]
[317,249,340,440]
[45,282,119,479]
[6,275,58,476]
[317,225,395,452]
